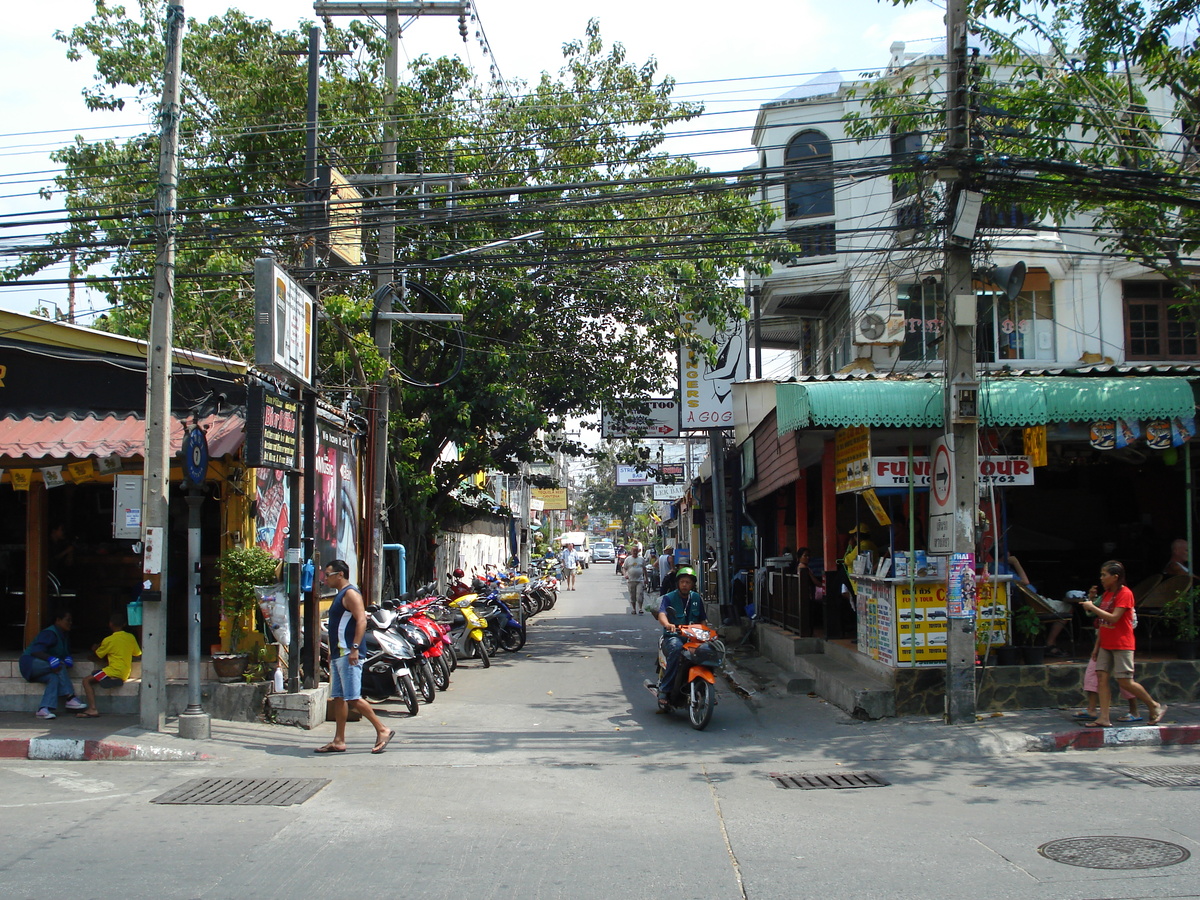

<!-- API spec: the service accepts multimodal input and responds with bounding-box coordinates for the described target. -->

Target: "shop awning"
[0,413,245,461]
[777,376,1197,432]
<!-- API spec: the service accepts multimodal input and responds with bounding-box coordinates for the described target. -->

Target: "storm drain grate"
[1038,836,1190,870]
[1116,765,1200,787]
[151,777,330,806]
[769,771,889,790]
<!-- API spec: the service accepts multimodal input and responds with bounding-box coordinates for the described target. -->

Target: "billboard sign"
[254,258,314,386]
[244,384,301,471]
[319,165,364,266]
[615,465,656,486]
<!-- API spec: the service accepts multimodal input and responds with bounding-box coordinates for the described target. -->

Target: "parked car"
[591,540,615,563]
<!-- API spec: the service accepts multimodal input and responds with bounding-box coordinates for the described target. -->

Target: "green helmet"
[676,566,697,581]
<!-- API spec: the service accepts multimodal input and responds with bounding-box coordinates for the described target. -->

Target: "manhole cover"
[1038,836,1190,870]
[1117,765,1200,787]
[769,771,889,790]
[151,778,330,806]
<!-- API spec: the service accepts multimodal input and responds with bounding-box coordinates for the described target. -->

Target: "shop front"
[737,372,1200,713]
[0,311,248,654]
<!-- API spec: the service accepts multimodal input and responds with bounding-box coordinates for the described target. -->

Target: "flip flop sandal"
[372,729,396,754]
[1072,711,1095,720]
[313,744,346,753]
[1083,721,1111,728]
[1115,714,1145,723]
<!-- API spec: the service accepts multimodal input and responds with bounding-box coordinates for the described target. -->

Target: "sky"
[0,0,948,318]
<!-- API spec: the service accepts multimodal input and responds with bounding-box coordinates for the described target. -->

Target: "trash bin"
[126,599,143,627]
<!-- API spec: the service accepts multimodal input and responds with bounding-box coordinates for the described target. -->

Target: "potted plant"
[1012,604,1046,664]
[1161,586,1199,660]
[213,544,279,680]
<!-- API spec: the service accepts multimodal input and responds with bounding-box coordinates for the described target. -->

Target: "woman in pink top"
[1079,560,1165,727]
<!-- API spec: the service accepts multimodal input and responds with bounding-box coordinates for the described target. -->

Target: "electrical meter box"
[113,475,143,539]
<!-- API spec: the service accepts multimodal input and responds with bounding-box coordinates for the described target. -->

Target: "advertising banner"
[532,486,567,510]
[834,426,871,493]
[869,455,1034,488]
[615,465,656,486]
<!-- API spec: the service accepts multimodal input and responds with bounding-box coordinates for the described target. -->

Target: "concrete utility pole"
[313,1,469,605]
[139,4,185,732]
[941,0,978,724]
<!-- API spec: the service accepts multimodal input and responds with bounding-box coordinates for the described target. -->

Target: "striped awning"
[777,376,1197,432]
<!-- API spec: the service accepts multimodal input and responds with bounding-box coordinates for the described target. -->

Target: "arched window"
[785,130,833,220]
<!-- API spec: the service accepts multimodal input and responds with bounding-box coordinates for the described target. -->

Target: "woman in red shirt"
[1079,560,1165,727]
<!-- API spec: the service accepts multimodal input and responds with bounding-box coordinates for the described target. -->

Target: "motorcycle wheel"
[482,630,499,657]
[543,590,557,611]
[446,644,458,673]
[432,654,451,691]
[476,638,491,668]
[498,625,526,652]
[687,678,715,731]
[399,672,420,716]
[417,659,437,703]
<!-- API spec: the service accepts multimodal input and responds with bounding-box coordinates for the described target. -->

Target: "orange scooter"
[647,623,725,730]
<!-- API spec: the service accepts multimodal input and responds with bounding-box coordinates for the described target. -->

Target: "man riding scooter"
[654,566,706,712]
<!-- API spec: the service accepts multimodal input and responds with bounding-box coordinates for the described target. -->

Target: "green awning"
[777,376,1196,433]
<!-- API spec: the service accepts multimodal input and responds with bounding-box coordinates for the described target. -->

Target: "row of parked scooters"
[327,567,559,715]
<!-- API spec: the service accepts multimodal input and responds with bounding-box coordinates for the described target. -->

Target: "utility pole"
[139,4,185,732]
[313,1,469,605]
[941,0,978,724]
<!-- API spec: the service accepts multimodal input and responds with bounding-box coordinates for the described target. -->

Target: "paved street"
[3,568,1200,900]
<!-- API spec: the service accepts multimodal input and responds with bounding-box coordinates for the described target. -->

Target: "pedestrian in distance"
[623,545,648,614]
[18,608,87,719]
[657,547,673,594]
[1078,560,1166,727]
[313,560,396,754]
[76,611,141,717]
[560,542,579,591]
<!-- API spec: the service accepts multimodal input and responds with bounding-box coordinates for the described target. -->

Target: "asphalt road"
[2,568,1199,900]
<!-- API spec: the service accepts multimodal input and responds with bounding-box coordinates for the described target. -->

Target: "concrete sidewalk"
[2,693,1199,764]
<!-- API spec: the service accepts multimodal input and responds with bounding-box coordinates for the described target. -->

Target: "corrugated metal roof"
[777,375,1198,432]
[0,413,245,461]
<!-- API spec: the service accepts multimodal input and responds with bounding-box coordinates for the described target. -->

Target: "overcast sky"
[0,0,946,317]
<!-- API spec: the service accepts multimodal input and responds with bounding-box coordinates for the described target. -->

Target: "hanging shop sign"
[531,487,567,511]
[254,258,314,386]
[834,426,871,493]
[244,384,301,471]
[869,455,1034,488]
[678,310,744,429]
[602,398,680,439]
[1093,417,1195,451]
[616,465,656,486]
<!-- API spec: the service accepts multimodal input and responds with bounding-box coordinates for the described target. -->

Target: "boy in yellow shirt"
[77,613,141,718]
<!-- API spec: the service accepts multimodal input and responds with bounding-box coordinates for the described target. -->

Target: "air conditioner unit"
[852,308,907,346]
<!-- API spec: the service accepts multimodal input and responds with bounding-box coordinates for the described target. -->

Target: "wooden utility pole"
[139,3,185,732]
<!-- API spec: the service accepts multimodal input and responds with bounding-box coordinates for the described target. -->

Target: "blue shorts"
[87,671,124,689]
[329,654,363,701]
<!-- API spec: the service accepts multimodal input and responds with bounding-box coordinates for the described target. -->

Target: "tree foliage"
[23,4,771,577]
[848,0,1200,308]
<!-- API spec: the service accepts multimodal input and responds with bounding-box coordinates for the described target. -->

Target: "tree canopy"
[17,3,774,576]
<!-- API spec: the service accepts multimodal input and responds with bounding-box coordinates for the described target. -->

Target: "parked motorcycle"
[645,623,725,730]
[356,607,422,716]
[431,594,491,667]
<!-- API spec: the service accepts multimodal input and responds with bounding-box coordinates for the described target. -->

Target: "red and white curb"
[1030,723,1200,752]
[0,737,209,761]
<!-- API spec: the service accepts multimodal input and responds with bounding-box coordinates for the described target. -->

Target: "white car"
[591,540,615,563]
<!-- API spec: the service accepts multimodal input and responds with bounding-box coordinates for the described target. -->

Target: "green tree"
[847,0,1200,310]
[19,6,772,579]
